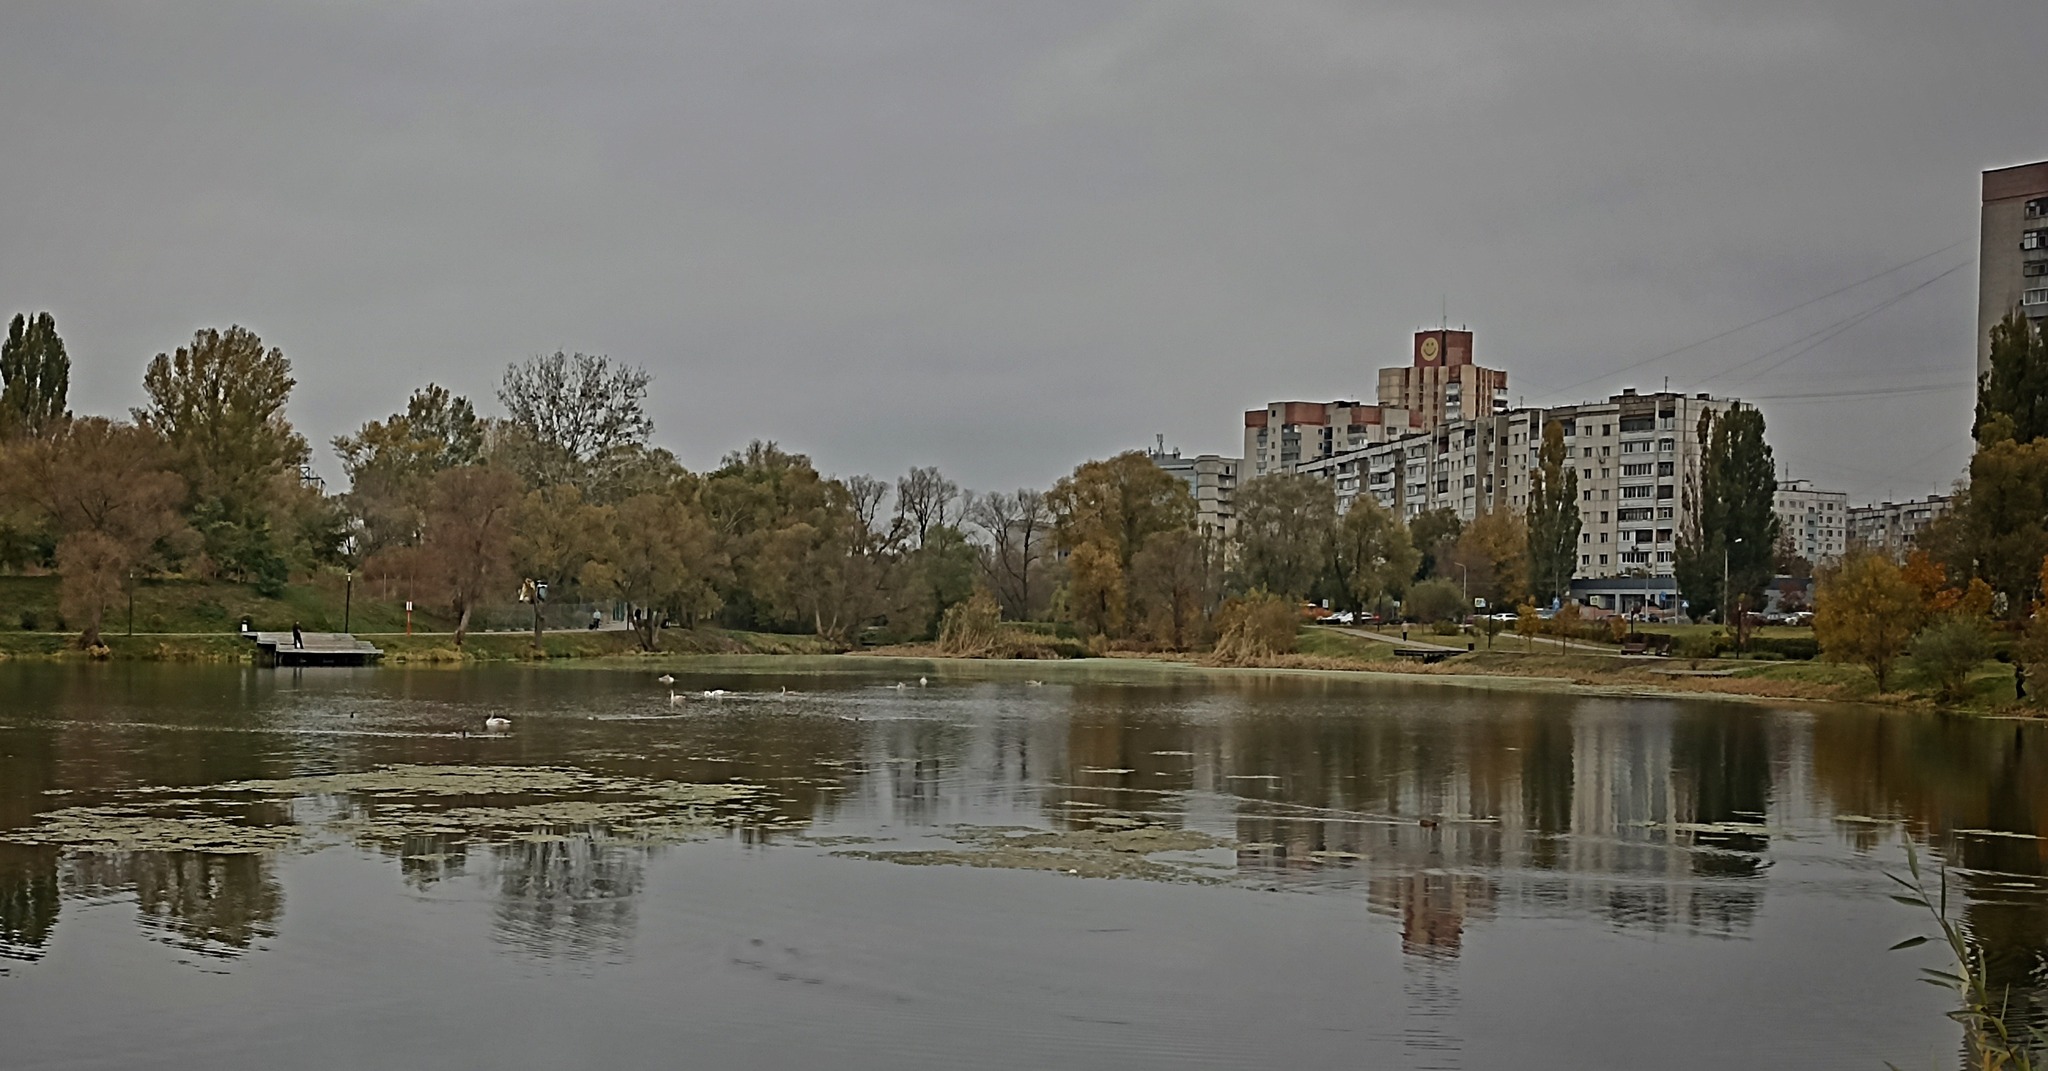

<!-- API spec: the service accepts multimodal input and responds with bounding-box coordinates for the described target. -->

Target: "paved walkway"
[1320,625,1620,656]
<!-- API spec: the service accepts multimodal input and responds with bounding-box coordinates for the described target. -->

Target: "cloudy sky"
[2,2,2041,501]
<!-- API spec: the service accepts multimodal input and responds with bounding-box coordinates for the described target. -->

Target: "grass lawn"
[1295,627,1396,663]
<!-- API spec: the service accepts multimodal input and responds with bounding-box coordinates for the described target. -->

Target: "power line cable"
[1535,239,1969,401]
[1702,261,1970,391]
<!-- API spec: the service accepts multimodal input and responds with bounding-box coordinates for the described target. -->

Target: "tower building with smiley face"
[1377,329,1508,430]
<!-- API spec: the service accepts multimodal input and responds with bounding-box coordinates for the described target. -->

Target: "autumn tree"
[419,465,523,646]
[1329,497,1417,614]
[1447,508,1529,611]
[1525,419,1579,604]
[894,523,979,640]
[135,326,313,588]
[497,351,653,488]
[1130,528,1215,649]
[0,418,185,647]
[1408,508,1463,582]
[334,384,486,558]
[967,488,1050,620]
[1231,473,1335,601]
[1047,452,1193,637]
[1956,437,2048,620]
[1813,550,1919,691]
[895,466,960,549]
[511,482,616,641]
[581,492,725,651]
[701,441,880,637]
[1974,310,2048,446]
[0,312,70,440]
[1675,405,1779,623]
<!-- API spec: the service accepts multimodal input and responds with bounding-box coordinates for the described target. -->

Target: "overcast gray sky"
[2,1,2042,501]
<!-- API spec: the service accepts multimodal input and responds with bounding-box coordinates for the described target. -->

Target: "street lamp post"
[1456,562,1470,633]
[343,570,353,635]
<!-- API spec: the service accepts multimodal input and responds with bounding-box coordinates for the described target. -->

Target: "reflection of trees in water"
[487,832,645,963]
[66,850,282,959]
[1810,715,2048,1051]
[0,845,60,966]
[1217,694,1770,952]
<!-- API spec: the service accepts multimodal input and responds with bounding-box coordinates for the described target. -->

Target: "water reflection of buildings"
[487,833,644,962]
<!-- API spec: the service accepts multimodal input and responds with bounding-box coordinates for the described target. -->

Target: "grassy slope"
[0,573,452,635]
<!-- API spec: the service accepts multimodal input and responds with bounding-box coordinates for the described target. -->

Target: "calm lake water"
[1,659,2044,1070]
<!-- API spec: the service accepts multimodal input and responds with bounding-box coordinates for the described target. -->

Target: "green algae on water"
[836,823,1237,883]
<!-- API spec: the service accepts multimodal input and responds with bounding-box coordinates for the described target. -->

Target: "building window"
[1599,554,1609,565]
[2026,288,2048,308]
[1581,554,1591,565]
[2030,198,2048,220]
[1622,463,1654,477]
[1621,485,1654,499]
[1657,461,1675,477]
[2025,230,2048,251]
[1658,438,1676,452]
[2028,262,2048,278]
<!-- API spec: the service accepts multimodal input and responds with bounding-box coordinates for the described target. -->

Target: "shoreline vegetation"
[1,608,2031,717]
[11,323,2048,724]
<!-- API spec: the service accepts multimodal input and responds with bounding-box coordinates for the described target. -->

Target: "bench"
[1392,647,1454,664]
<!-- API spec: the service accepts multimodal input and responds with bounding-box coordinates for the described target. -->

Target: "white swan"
[701,688,730,698]
[668,690,683,706]
[1024,680,1044,687]
[893,681,907,690]
[483,716,511,731]
[918,676,928,687]
[657,674,675,685]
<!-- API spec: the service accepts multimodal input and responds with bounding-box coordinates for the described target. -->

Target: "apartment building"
[1773,479,1849,567]
[1149,446,1240,543]
[1848,494,1955,556]
[1376,329,1509,429]
[1979,159,2048,376]
[1299,389,1732,611]
[1242,400,1420,479]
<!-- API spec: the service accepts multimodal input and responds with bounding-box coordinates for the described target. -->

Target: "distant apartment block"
[1299,389,1731,612]
[1772,479,1848,567]
[1243,400,1419,479]
[1979,159,2048,375]
[1376,329,1508,430]
[1848,494,1955,556]
[1150,446,1240,543]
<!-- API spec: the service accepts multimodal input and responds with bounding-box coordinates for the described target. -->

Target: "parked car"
[1327,611,1355,625]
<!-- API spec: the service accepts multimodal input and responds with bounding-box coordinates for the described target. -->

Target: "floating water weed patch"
[836,823,1237,883]
[1,765,774,854]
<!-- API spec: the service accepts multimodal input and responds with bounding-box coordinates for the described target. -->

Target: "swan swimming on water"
[918,677,928,687]
[1024,680,1044,687]
[483,716,511,731]
[701,689,730,698]
[657,674,675,685]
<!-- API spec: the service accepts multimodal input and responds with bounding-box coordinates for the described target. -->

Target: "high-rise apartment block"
[1979,160,2048,375]
[1377,330,1509,429]
[1772,480,1848,567]
[1243,400,1420,479]
[1848,494,1955,556]
[1150,446,1240,543]
[1299,389,1732,611]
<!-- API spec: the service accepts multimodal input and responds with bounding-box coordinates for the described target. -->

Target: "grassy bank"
[0,622,835,663]
[0,574,452,636]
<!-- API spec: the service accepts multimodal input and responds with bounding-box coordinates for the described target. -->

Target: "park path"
[1320,625,1620,656]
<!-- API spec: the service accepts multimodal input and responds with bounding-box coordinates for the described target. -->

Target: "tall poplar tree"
[1525,419,1580,606]
[1975,310,2048,445]
[1675,406,1780,622]
[0,312,70,439]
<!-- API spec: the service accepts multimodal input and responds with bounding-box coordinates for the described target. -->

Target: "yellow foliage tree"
[1814,550,1920,691]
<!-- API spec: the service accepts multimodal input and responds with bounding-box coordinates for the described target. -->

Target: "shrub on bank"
[1211,590,1298,664]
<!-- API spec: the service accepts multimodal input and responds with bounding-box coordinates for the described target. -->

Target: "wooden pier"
[249,631,384,667]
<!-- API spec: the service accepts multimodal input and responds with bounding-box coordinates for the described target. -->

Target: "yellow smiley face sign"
[1420,336,1440,363]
